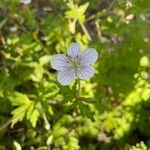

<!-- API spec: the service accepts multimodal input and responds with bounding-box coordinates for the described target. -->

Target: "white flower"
[20,0,32,5]
[50,43,98,86]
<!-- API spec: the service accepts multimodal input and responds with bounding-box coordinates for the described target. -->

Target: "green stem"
[78,97,97,103]
[76,78,80,98]
[0,118,12,132]
[75,79,97,103]
[43,113,50,130]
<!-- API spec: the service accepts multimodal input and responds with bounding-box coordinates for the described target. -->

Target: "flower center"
[67,55,81,72]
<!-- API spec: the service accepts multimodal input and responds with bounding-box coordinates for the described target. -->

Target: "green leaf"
[39,55,51,66]
[140,56,149,67]
[13,140,22,150]
[9,92,31,106]
[52,124,68,138]
[0,19,7,29]
[11,105,30,127]
[10,92,40,127]
[65,2,89,23]
[29,109,40,127]
[77,101,94,120]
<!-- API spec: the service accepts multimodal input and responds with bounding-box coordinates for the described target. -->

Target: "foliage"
[0,0,150,149]
[129,141,148,150]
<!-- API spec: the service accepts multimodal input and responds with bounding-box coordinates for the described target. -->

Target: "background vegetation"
[0,0,150,149]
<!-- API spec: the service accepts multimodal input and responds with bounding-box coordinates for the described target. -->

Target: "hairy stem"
[79,22,92,41]
[75,79,97,103]
[76,78,80,98]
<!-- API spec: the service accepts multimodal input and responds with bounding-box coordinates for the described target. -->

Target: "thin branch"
[0,118,12,132]
[79,22,92,41]
[77,97,97,103]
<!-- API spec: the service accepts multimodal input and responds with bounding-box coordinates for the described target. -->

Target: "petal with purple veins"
[57,68,75,85]
[77,65,95,80]
[80,48,98,65]
[50,54,69,71]
[67,43,80,58]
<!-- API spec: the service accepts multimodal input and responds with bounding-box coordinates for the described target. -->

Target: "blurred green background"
[0,0,150,149]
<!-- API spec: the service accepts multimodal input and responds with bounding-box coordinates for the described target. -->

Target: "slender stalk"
[79,22,92,41]
[76,78,80,98]
[95,20,101,41]
[43,113,50,130]
[0,118,12,131]
[78,97,97,103]
[75,79,96,103]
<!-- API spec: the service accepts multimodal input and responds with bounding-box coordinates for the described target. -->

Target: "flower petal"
[80,48,98,65]
[50,54,69,71]
[67,43,80,58]
[77,66,95,80]
[57,68,75,85]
